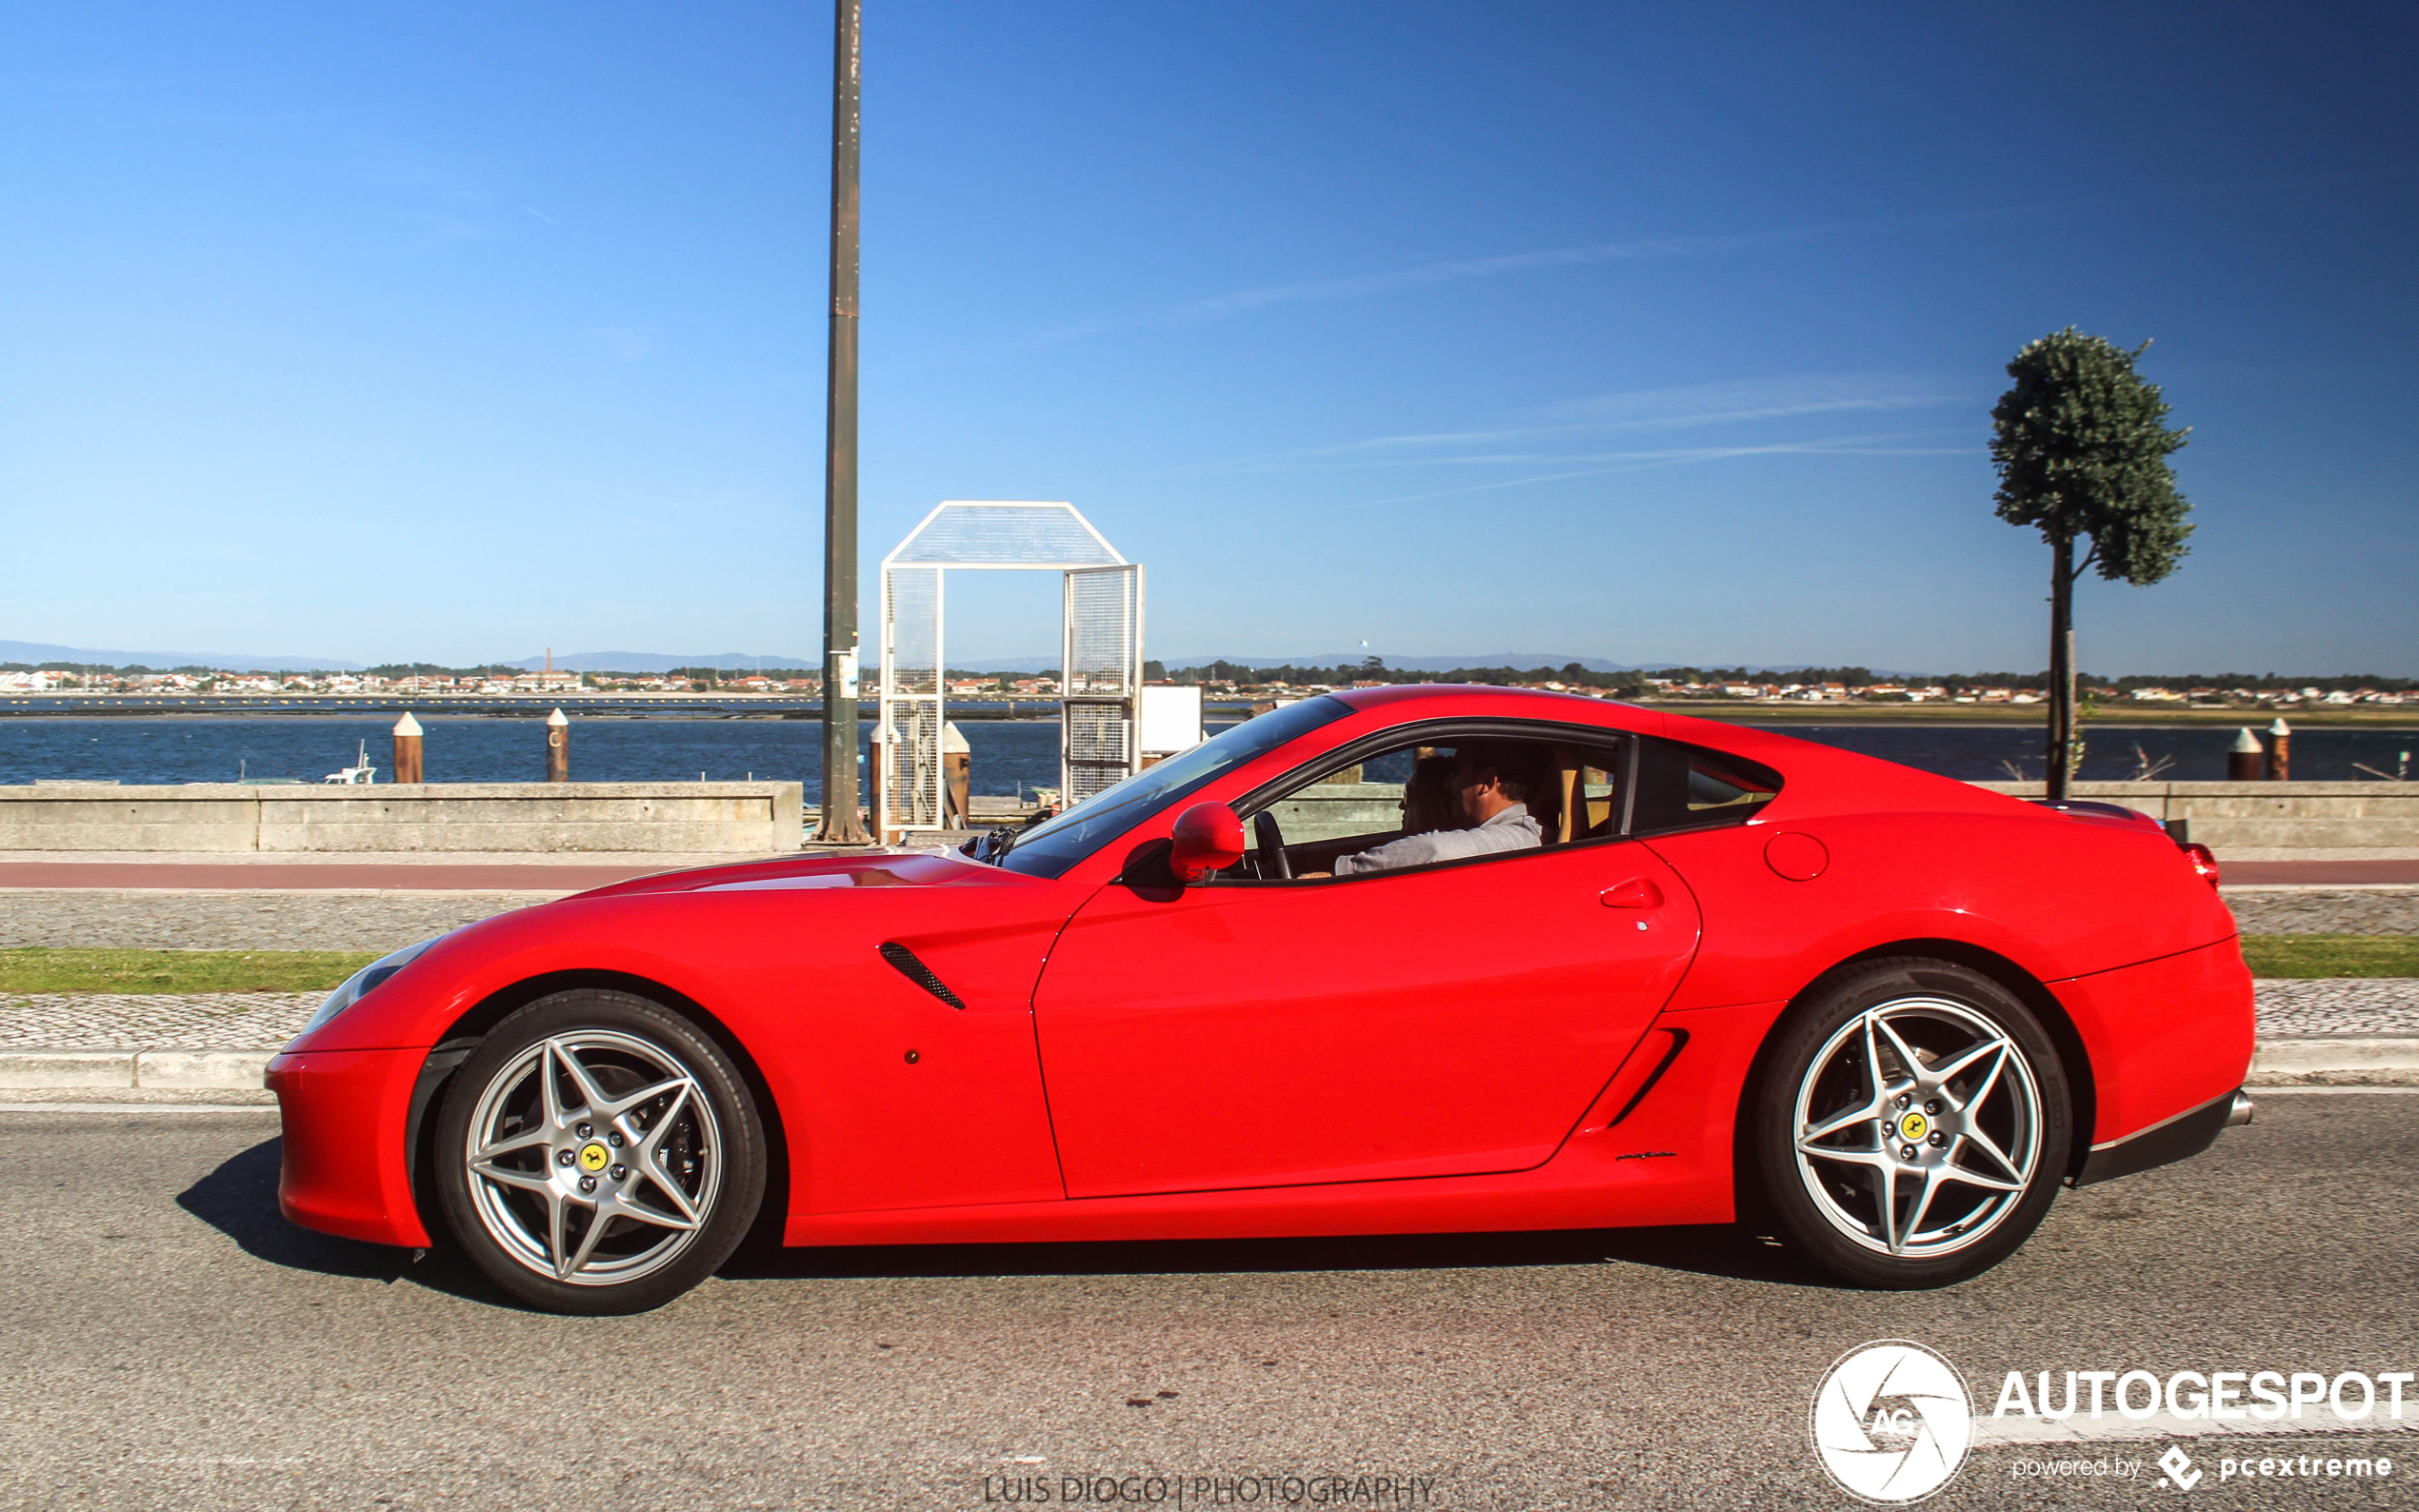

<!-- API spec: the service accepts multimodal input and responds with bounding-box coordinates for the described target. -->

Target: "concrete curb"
[2,1039,2417,1104]
[0,1048,277,1093]
[2248,1038,2419,1086]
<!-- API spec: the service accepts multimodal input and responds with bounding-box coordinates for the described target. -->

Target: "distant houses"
[2,662,2411,708]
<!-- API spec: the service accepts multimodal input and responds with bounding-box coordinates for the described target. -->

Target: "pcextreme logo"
[1810,1341,1974,1504]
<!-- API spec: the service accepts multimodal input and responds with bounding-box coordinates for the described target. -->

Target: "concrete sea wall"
[0,779,2409,853]
[0,782,804,853]
[1972,781,2419,851]
[1279,779,2419,852]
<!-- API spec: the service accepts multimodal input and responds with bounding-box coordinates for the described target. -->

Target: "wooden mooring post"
[546,707,570,782]
[2227,727,2261,781]
[391,712,425,784]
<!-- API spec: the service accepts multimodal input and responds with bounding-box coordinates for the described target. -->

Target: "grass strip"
[0,947,381,994]
[0,937,2408,993]
[2238,935,2419,980]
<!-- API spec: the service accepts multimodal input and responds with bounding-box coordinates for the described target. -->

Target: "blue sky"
[4,2,2412,673]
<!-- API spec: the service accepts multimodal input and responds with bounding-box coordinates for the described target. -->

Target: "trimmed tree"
[1990,329,2192,798]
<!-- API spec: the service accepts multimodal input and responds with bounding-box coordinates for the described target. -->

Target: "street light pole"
[813,0,870,844]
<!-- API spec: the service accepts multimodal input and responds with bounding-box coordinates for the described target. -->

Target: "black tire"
[1745,958,2071,1289]
[432,989,768,1315]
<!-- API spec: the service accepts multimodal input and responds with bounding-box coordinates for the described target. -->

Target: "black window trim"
[1627,733,1788,840]
[1001,694,1354,878]
[1201,717,1645,888]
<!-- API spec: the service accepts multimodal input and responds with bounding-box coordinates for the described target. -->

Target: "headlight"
[295,936,442,1042]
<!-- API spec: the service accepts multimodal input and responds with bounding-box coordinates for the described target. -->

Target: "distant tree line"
[1134,658,2419,694]
[6,658,2410,694]
[364,663,523,680]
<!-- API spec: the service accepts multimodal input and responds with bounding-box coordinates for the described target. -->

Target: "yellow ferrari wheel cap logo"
[578,1143,610,1172]
[1899,1112,1929,1141]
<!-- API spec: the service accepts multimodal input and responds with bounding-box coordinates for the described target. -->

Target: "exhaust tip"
[2226,1089,2255,1127]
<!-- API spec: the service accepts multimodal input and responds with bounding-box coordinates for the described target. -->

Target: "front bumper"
[266,1047,432,1249]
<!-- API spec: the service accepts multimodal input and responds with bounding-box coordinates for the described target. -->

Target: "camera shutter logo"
[1809,1341,1973,1503]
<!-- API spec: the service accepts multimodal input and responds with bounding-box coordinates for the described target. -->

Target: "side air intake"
[879,943,966,1010]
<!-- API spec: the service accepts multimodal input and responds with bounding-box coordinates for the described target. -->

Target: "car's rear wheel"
[1748,959,2071,1288]
[432,989,767,1314]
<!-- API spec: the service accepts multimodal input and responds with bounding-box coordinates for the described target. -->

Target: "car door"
[1029,837,1703,1198]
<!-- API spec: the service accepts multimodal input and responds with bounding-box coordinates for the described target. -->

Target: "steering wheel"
[1251,810,1290,880]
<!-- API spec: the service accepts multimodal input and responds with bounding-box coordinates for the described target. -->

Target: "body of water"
[1,715,2411,800]
[1767,723,2415,784]
[0,715,1071,801]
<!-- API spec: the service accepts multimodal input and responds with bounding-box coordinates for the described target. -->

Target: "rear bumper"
[2072,1086,2250,1187]
[266,1047,432,1249]
[2052,939,2256,1149]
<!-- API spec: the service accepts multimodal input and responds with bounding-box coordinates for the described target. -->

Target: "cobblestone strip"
[2249,979,2419,1038]
[2226,888,2419,935]
[0,993,322,1048]
[3,886,2408,947]
[0,889,565,950]
[1,981,2414,1053]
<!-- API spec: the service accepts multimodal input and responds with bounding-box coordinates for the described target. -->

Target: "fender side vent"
[879,943,966,1010]
[1608,1027,1689,1127]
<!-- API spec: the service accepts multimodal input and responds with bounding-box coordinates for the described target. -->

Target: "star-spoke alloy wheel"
[1749,959,2071,1289]
[465,1030,717,1284]
[432,990,767,1315]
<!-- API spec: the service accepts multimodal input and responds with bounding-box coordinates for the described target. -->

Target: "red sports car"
[269,686,2253,1313]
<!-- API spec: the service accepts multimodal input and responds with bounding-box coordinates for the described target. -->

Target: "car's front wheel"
[1748,958,2071,1288]
[432,989,768,1314]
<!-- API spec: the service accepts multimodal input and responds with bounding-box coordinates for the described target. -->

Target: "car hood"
[564,848,1022,900]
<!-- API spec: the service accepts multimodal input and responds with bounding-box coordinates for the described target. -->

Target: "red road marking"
[0,863,685,891]
[0,857,2409,890]
[2223,859,2419,885]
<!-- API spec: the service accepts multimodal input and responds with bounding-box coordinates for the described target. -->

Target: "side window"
[1230,730,1629,882]
[1629,737,1782,835]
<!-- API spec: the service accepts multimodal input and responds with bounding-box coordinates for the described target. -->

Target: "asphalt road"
[2,1096,2414,1511]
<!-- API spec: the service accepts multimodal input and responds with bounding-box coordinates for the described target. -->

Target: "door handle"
[1600,878,1663,909]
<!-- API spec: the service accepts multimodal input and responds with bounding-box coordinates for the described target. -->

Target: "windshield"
[996,697,1352,878]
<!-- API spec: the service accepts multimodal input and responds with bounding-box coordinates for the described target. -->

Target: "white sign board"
[1136,685,1204,758]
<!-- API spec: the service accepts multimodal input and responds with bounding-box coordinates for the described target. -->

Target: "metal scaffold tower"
[875,502,1142,840]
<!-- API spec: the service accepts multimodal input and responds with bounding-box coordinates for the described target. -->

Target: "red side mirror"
[1168,802,1246,883]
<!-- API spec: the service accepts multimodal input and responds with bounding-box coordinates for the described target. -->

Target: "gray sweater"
[1329,803,1543,877]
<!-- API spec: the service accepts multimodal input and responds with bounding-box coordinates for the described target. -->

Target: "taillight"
[2182,842,2220,888]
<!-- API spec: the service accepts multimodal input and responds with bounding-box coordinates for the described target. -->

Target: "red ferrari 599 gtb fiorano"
[270,686,2253,1313]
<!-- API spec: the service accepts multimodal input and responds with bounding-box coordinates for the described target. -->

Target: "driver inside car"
[1398,751,1464,836]
[1302,741,1544,878]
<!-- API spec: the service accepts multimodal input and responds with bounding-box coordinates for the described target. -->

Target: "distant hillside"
[502,651,818,673]
[1166,652,1646,674]
[516,650,1834,675]
[934,651,1660,674]
[0,638,1878,678]
[0,639,364,672]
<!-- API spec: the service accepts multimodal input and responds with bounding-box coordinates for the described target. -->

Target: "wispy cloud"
[1025,212,1984,350]
[590,327,658,361]
[1344,434,1976,507]
[887,209,2007,375]
[1295,374,1967,461]
[1165,229,1788,322]
[1132,373,1978,507]
[1178,374,1968,480]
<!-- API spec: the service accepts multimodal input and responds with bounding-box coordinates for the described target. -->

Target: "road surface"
[1,1094,2412,1509]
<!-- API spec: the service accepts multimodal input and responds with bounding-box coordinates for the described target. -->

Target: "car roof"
[1325,683,2022,820]
[1329,682,1653,726]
